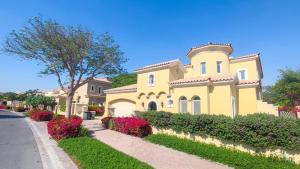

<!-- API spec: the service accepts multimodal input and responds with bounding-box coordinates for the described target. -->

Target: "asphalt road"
[0,110,43,169]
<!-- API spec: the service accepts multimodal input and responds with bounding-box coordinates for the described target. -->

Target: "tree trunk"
[65,93,74,118]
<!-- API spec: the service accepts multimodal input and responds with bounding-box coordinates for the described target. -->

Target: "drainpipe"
[207,77,212,114]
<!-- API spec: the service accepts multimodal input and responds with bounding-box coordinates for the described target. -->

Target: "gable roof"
[134,59,185,73]
[230,53,263,78]
[93,78,112,83]
[104,84,137,94]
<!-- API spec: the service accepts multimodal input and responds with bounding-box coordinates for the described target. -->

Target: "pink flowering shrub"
[47,116,83,140]
[113,117,152,137]
[0,105,6,110]
[31,111,53,121]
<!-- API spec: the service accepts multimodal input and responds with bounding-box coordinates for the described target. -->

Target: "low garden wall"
[136,111,300,164]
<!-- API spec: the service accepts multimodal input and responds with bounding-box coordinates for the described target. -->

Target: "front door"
[148,101,157,111]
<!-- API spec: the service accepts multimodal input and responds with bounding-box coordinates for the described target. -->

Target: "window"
[90,85,95,92]
[201,62,206,75]
[179,96,188,113]
[238,69,248,80]
[217,61,222,73]
[98,87,102,94]
[167,97,174,108]
[148,73,155,86]
[192,96,201,115]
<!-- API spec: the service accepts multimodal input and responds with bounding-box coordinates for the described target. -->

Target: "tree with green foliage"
[2,92,18,103]
[17,89,41,101]
[112,73,137,88]
[263,68,300,110]
[3,17,126,117]
[25,95,56,109]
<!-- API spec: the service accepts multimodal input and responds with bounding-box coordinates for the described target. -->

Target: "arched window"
[179,96,188,113]
[192,96,201,115]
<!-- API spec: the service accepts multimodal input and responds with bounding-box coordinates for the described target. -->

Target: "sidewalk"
[13,112,78,169]
[83,120,231,169]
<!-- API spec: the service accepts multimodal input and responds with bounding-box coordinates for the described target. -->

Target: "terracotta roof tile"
[135,59,180,72]
[187,42,233,56]
[238,80,260,85]
[169,74,236,86]
[190,42,232,50]
[94,78,112,83]
[104,84,137,93]
[230,53,259,61]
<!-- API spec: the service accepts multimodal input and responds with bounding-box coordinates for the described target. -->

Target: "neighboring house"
[104,43,277,117]
[45,78,112,112]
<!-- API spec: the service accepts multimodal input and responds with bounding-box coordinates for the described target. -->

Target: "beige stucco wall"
[168,86,209,113]
[137,68,171,96]
[185,51,230,78]
[230,60,259,80]
[237,87,258,115]
[208,84,232,116]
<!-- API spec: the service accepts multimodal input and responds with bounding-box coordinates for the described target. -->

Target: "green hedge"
[136,111,300,151]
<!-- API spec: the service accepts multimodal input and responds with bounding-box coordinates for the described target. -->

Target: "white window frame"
[192,96,201,115]
[237,68,248,80]
[148,72,155,87]
[201,62,206,75]
[90,84,95,92]
[179,97,188,113]
[217,61,222,74]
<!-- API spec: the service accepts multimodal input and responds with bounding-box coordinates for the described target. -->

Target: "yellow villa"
[104,43,277,117]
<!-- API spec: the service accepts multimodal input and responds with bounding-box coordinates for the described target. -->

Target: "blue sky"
[0,0,299,92]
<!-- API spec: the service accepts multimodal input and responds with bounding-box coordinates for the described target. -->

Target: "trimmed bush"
[136,111,172,129]
[102,117,152,137]
[228,114,300,151]
[31,111,54,121]
[47,116,83,140]
[114,117,152,137]
[137,111,300,151]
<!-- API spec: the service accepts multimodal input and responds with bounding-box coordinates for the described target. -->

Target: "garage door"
[110,101,136,117]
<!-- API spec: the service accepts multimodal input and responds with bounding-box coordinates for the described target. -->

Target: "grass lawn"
[59,137,153,169]
[145,134,300,169]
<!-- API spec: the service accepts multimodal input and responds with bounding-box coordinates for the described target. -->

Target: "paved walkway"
[0,110,42,169]
[83,120,231,169]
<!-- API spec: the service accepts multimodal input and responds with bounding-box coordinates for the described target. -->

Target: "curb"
[26,117,65,169]
[11,111,77,169]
